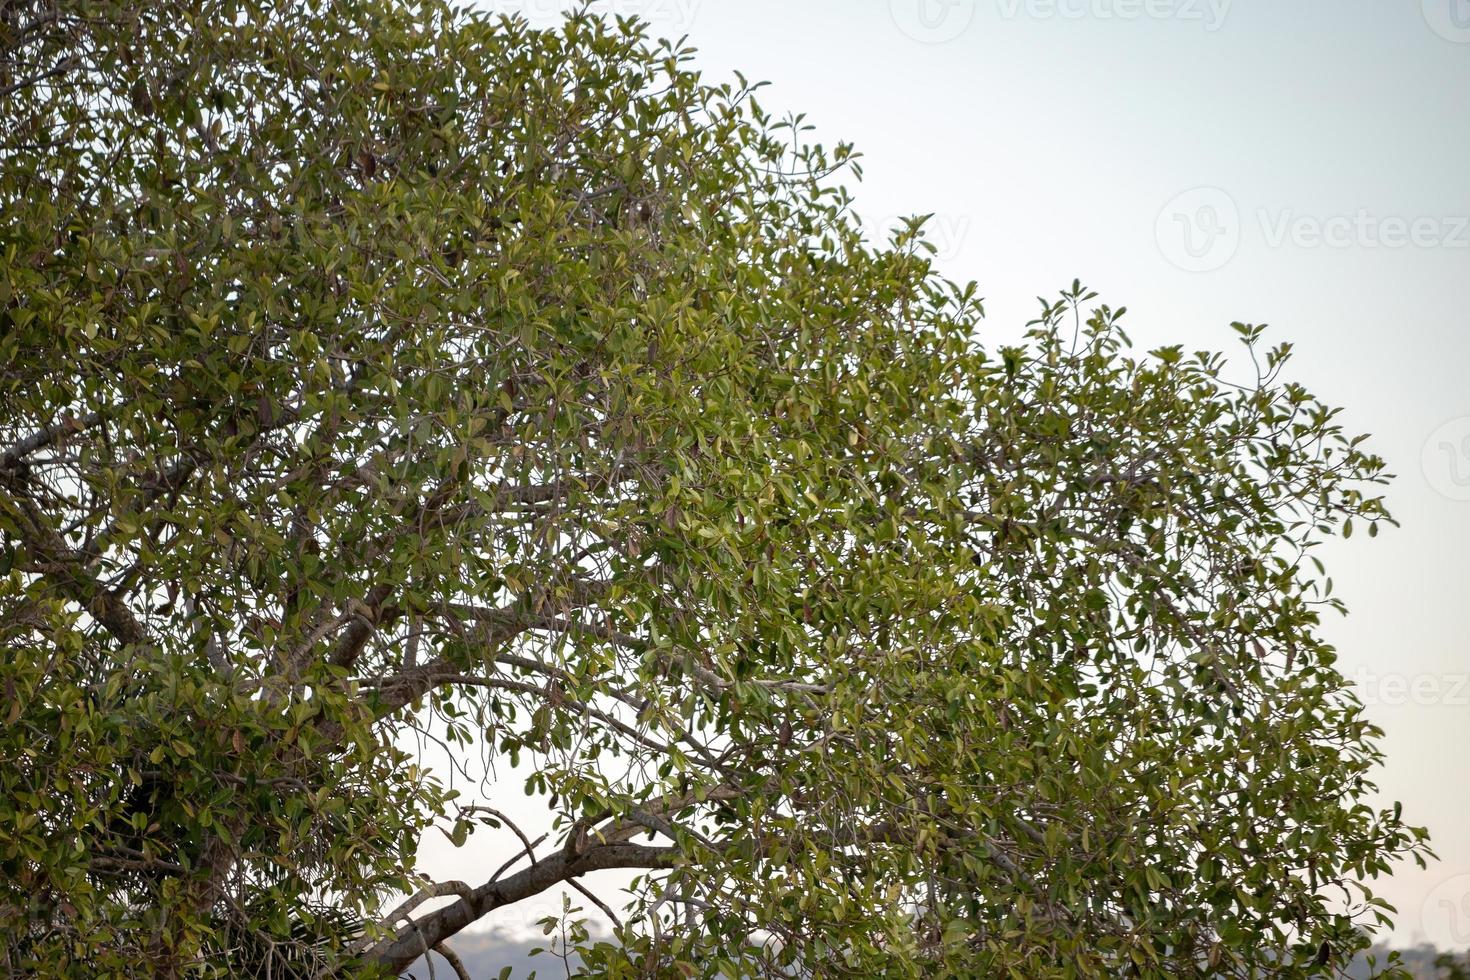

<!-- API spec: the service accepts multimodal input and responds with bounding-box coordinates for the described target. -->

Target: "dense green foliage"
[0,1,1429,976]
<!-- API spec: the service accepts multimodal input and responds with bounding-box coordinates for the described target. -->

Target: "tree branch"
[432,942,471,980]
[0,410,107,470]
[0,476,151,647]
[351,578,613,723]
[360,841,680,972]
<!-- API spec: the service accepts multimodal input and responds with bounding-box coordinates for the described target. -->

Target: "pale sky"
[419,0,1470,950]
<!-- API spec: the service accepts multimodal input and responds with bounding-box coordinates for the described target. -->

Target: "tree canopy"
[0,1,1429,976]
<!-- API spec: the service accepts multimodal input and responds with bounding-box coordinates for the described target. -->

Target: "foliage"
[0,1,1429,976]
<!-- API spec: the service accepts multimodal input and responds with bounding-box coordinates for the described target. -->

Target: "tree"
[1437,952,1470,980]
[0,1,1430,976]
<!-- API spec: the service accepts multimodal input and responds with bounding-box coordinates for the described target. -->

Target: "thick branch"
[0,476,151,647]
[355,578,613,721]
[323,582,397,671]
[360,841,679,972]
[0,410,107,469]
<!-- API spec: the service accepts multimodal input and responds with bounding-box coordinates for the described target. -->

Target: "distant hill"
[397,929,584,979]
[1346,945,1470,980]
[398,936,1469,979]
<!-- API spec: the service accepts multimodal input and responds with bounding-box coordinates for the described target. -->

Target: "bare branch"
[0,410,107,469]
[325,583,397,670]
[350,880,476,956]
[360,841,680,972]
[459,806,540,871]
[567,878,623,933]
[432,942,471,980]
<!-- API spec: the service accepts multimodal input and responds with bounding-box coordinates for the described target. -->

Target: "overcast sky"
[420,0,1470,950]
